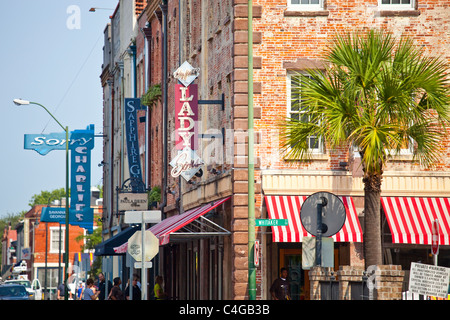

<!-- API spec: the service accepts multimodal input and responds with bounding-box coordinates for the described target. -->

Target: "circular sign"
[431,219,439,255]
[300,192,346,238]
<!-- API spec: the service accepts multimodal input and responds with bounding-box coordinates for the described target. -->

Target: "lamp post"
[13,99,70,301]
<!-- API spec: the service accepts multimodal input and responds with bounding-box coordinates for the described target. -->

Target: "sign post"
[125,210,161,300]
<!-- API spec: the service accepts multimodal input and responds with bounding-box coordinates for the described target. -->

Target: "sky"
[0,1,118,217]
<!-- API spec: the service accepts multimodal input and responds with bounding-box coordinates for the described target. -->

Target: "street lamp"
[89,7,114,12]
[13,98,70,301]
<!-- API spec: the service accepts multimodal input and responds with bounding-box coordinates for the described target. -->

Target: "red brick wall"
[231,0,450,300]
[33,222,85,265]
[251,0,450,173]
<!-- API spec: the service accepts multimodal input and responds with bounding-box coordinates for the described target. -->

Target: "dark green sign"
[255,219,289,227]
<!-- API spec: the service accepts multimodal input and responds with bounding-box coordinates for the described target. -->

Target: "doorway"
[279,248,309,300]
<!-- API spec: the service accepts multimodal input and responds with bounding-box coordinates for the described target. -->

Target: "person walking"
[270,268,291,300]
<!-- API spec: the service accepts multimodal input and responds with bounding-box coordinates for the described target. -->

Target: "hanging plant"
[141,84,162,108]
[148,185,161,209]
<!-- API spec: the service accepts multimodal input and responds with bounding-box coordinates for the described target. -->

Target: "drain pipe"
[247,0,256,301]
[160,0,168,219]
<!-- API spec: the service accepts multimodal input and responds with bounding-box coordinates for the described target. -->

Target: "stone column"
[369,265,405,300]
[337,265,365,300]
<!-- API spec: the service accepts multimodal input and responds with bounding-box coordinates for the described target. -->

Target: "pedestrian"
[270,268,291,300]
[133,273,141,289]
[76,282,83,300]
[153,275,167,300]
[97,272,112,300]
[125,276,142,300]
[108,277,125,300]
[56,282,66,300]
[82,278,100,300]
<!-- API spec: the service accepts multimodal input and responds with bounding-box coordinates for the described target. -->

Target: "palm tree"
[280,29,450,267]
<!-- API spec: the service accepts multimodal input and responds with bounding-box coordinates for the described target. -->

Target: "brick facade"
[100,0,450,300]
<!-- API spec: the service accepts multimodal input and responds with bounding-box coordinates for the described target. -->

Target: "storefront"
[381,197,450,272]
[156,197,232,300]
[262,195,364,300]
[109,196,232,300]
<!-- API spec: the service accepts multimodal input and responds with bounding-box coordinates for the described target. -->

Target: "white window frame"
[287,72,324,154]
[50,227,65,253]
[378,0,415,10]
[287,0,324,11]
[387,136,414,156]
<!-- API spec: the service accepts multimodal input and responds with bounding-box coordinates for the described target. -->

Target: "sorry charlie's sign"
[171,62,204,181]
[26,125,95,233]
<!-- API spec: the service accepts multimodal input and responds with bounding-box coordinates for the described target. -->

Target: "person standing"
[97,272,112,300]
[270,268,291,300]
[125,276,142,300]
[153,275,167,300]
[82,278,100,300]
[56,282,66,300]
[109,277,125,300]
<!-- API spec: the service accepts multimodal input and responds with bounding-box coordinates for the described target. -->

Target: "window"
[288,0,324,11]
[379,0,415,10]
[287,73,323,154]
[50,227,65,253]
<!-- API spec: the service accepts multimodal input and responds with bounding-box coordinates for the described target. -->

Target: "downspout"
[247,0,256,300]
[142,24,152,188]
[177,0,183,214]
[160,0,168,219]
[108,79,115,232]
[130,44,137,98]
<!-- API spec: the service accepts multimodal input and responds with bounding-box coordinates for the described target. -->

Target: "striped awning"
[150,196,231,245]
[113,197,231,253]
[381,197,450,245]
[264,195,363,243]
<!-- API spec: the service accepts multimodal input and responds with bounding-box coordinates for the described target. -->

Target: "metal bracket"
[198,93,225,111]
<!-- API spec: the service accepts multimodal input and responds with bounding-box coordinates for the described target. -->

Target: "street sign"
[255,219,288,227]
[124,210,161,224]
[127,230,159,262]
[254,240,260,267]
[134,262,153,269]
[432,219,439,256]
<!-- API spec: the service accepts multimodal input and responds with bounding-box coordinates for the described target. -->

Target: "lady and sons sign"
[170,61,204,181]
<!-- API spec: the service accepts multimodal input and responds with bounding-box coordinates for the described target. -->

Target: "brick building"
[98,0,450,300]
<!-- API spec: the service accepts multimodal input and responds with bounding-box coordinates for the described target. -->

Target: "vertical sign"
[171,62,203,181]
[70,125,94,233]
[175,84,198,150]
[124,98,144,192]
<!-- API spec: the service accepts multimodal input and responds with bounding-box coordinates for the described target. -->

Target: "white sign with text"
[409,262,450,298]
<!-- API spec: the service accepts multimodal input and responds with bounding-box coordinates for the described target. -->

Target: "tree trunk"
[363,172,383,268]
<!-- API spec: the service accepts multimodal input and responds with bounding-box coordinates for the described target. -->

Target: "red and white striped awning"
[264,195,363,243]
[381,197,450,245]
